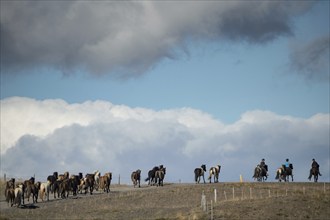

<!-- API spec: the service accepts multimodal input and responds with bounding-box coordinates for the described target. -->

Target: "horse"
[84,173,96,195]
[155,167,166,187]
[131,169,141,188]
[5,179,15,207]
[208,165,221,183]
[194,164,206,184]
[145,166,160,186]
[99,172,112,193]
[39,181,51,201]
[47,172,58,194]
[284,164,294,182]
[94,171,101,191]
[309,167,319,182]
[253,165,267,182]
[14,184,24,207]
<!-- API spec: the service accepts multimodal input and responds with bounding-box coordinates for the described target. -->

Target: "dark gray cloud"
[289,35,330,82]
[1,1,314,77]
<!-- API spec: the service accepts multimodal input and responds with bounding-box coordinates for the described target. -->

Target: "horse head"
[201,164,206,172]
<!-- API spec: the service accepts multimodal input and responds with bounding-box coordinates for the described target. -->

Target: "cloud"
[1,97,329,183]
[289,35,330,82]
[1,1,314,77]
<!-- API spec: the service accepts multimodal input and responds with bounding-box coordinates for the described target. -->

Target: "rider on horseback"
[282,158,291,174]
[259,158,268,176]
[308,159,322,180]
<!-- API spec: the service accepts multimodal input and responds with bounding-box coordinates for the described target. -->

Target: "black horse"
[253,165,267,182]
[284,164,294,182]
[145,166,160,185]
[309,166,319,182]
[194,164,206,184]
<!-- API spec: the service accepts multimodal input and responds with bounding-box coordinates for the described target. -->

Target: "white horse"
[39,181,51,201]
[14,184,24,207]
[94,170,101,191]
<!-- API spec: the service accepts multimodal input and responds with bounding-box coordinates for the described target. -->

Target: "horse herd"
[4,165,167,208]
[4,170,112,208]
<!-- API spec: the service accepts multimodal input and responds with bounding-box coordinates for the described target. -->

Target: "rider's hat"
[286,158,289,161]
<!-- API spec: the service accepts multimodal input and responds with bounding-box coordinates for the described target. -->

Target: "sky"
[0,1,329,184]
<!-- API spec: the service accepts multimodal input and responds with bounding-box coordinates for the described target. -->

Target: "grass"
[1,181,329,219]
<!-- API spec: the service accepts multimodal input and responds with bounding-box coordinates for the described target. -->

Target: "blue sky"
[1,1,329,183]
[1,1,329,123]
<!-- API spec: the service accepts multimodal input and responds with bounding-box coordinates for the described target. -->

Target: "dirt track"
[1,182,329,219]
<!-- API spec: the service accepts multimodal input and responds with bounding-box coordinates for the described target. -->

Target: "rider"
[259,158,268,176]
[282,158,290,174]
[308,159,322,180]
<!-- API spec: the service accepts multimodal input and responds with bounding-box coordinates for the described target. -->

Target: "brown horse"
[155,167,166,187]
[309,166,319,182]
[131,169,141,188]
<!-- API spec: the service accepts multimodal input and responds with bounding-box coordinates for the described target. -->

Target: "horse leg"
[202,175,205,184]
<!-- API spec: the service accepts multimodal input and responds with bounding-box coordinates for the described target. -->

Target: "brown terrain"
[1,181,329,220]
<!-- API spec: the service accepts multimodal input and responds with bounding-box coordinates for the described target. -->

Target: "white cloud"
[1,97,329,183]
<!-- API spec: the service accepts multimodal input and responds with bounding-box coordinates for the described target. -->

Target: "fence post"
[118,174,121,185]
[201,191,206,212]
[214,188,217,203]
[210,200,214,220]
[232,187,235,200]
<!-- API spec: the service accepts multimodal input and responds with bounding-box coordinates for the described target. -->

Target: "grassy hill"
[1,182,329,219]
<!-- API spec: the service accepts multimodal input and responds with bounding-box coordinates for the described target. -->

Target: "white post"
[232,187,235,200]
[210,200,214,220]
[214,188,217,203]
[268,189,271,198]
[250,187,252,199]
[201,191,206,212]
[324,183,326,194]
[224,191,227,201]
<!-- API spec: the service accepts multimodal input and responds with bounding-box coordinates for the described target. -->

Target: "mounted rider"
[259,158,268,176]
[282,158,293,174]
[308,158,322,180]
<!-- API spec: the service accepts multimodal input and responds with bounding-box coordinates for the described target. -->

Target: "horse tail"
[275,169,279,179]
[145,177,149,182]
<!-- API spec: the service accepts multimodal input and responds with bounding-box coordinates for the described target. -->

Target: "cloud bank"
[1,1,314,77]
[1,97,329,183]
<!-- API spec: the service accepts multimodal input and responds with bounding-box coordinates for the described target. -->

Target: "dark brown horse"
[194,164,206,184]
[309,166,319,182]
[253,165,267,182]
[131,169,141,188]
[145,166,160,186]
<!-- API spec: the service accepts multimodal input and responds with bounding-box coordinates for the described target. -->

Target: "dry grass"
[0,181,329,219]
